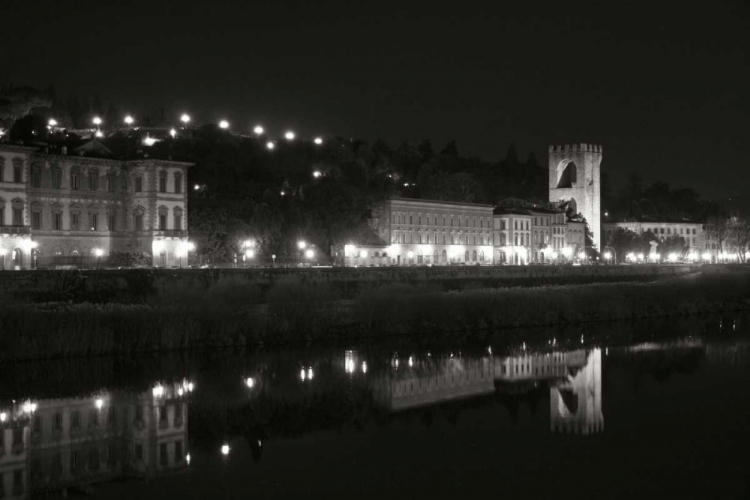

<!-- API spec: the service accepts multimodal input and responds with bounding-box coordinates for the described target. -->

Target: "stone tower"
[548,144,602,250]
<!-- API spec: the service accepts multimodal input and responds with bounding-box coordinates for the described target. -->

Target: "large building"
[602,220,705,252]
[344,197,495,266]
[0,143,192,269]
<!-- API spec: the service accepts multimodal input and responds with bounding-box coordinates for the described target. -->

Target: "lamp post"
[297,240,307,267]
[181,114,191,128]
[603,246,617,264]
[272,254,276,267]
[94,248,104,269]
[124,115,134,127]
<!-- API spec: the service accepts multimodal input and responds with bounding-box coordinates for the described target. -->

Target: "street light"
[297,241,307,250]
[170,128,177,138]
[305,248,314,260]
[603,246,617,264]
[124,115,134,126]
[284,131,295,140]
[94,248,104,268]
[253,125,264,135]
[314,137,323,145]
[181,114,191,127]
[312,170,322,178]
[93,117,102,126]
[219,120,229,129]
[48,118,58,127]
[266,141,275,150]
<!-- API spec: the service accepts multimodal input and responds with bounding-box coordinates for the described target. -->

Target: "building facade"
[344,197,495,266]
[602,220,705,251]
[0,144,192,269]
[493,209,533,265]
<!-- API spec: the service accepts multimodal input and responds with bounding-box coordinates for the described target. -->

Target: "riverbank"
[1,268,749,360]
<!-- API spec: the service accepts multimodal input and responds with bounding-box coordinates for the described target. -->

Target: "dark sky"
[2,0,747,199]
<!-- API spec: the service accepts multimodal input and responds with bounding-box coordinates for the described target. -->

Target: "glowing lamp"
[359,250,368,258]
[95,398,104,409]
[181,114,191,124]
[221,444,230,456]
[407,250,414,259]
[253,125,264,135]
[284,131,295,140]
[93,117,102,126]
[314,137,323,145]
[219,120,229,129]
[266,141,275,150]
[298,241,307,250]
[124,116,134,125]
[305,249,314,259]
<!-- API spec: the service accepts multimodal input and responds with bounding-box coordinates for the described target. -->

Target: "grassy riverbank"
[1,269,749,360]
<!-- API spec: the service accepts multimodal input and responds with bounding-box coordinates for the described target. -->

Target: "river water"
[2,314,749,499]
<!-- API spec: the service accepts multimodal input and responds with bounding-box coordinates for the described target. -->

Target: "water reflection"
[0,380,191,499]
[2,313,749,497]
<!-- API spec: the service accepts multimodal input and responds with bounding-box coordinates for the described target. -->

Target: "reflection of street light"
[170,128,177,138]
[284,131,295,140]
[253,125,264,135]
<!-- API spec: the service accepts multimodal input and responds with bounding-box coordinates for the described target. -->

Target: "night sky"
[2,0,747,199]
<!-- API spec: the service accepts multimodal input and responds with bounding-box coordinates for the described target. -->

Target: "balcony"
[0,225,31,236]
[153,230,188,238]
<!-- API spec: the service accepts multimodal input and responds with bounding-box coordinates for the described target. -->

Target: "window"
[11,206,21,225]
[159,406,168,424]
[14,469,24,494]
[89,213,98,231]
[175,441,183,461]
[89,170,98,190]
[409,215,413,224]
[71,450,80,472]
[159,214,167,230]
[160,443,168,466]
[71,169,80,190]
[108,212,116,231]
[31,210,41,229]
[89,448,100,471]
[107,174,116,192]
[108,406,116,426]
[90,408,99,427]
[31,166,41,187]
[52,167,62,188]
[71,410,80,430]
[135,214,144,231]
[174,173,182,193]
[174,212,182,231]
[134,176,143,192]
[54,413,63,432]
[13,161,22,183]
[53,212,62,230]
[71,212,80,231]
[159,173,167,193]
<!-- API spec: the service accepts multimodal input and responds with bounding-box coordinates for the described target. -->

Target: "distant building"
[344,197,495,266]
[493,208,532,265]
[602,220,705,251]
[0,143,192,269]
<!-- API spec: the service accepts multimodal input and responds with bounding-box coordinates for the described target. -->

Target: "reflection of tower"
[550,348,603,435]
[0,406,30,499]
[548,144,602,250]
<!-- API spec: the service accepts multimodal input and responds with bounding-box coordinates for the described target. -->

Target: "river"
[1,314,749,498]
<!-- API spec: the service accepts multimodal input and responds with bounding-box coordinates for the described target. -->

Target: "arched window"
[12,158,23,183]
[472,250,477,261]
[133,206,145,231]
[441,249,447,263]
[464,250,469,262]
[88,168,99,191]
[158,205,168,230]
[174,207,183,231]
[174,172,183,194]
[70,167,81,190]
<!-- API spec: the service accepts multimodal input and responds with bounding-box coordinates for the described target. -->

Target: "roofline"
[389,197,495,209]
[0,144,40,153]
[602,220,703,225]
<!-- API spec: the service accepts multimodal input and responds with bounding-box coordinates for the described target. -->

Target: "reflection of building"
[374,357,495,411]
[0,144,192,269]
[0,406,30,499]
[0,381,189,498]
[549,349,603,435]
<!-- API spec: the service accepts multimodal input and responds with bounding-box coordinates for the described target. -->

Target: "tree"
[606,228,642,262]
[725,218,750,263]
[704,216,728,252]
[658,235,688,259]
[440,140,458,156]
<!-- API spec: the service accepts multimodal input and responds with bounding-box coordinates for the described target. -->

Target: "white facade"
[0,145,192,269]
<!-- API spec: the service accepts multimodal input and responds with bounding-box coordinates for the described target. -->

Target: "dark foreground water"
[2,314,750,499]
